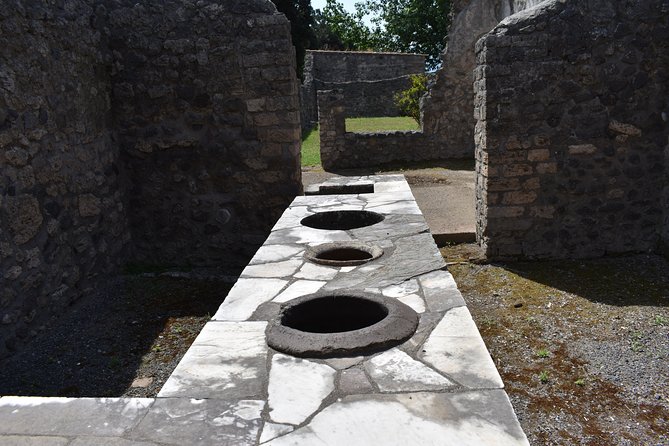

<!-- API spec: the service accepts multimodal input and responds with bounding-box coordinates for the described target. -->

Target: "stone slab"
[213,278,288,321]
[265,391,528,446]
[159,322,268,399]
[130,398,264,446]
[0,397,153,437]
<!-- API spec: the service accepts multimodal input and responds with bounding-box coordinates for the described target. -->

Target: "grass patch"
[301,126,321,167]
[345,116,420,133]
[300,117,420,167]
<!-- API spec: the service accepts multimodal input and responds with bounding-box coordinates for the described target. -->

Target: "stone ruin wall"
[0,0,129,358]
[301,50,425,130]
[475,0,669,259]
[421,0,542,158]
[107,0,302,269]
[318,90,441,170]
[0,0,301,357]
[664,133,669,256]
[316,0,540,169]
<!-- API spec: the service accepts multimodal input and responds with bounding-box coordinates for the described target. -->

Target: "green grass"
[345,116,419,133]
[300,117,420,167]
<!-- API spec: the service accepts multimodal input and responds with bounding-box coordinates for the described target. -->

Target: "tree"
[313,0,378,51]
[357,0,451,70]
[272,0,317,78]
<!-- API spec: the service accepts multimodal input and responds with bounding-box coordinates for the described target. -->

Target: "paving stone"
[271,207,312,231]
[0,436,70,446]
[241,259,303,278]
[418,270,466,312]
[339,368,375,394]
[294,262,339,280]
[366,201,422,215]
[265,391,528,446]
[213,278,288,321]
[349,214,429,242]
[259,422,294,444]
[265,226,352,245]
[70,438,161,446]
[130,398,264,446]
[397,294,426,313]
[268,354,336,425]
[381,279,420,298]
[159,322,268,399]
[273,280,327,303]
[364,349,454,392]
[325,233,445,290]
[324,356,365,370]
[0,397,153,437]
[249,245,304,265]
[420,309,503,389]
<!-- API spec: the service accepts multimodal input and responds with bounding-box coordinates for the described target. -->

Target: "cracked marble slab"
[364,349,454,392]
[213,278,288,321]
[159,322,268,399]
[265,391,528,446]
[267,354,336,425]
[130,398,264,446]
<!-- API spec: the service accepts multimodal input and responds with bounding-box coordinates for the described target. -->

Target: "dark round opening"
[301,210,385,230]
[282,295,388,333]
[318,248,372,262]
[304,242,383,267]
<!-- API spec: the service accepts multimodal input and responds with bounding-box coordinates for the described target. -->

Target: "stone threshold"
[0,175,528,445]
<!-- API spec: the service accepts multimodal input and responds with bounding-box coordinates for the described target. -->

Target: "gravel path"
[445,248,669,446]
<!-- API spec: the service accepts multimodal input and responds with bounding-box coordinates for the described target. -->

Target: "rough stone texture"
[106,0,302,269]
[0,0,302,357]
[300,50,425,130]
[0,0,129,358]
[421,0,540,158]
[475,0,669,259]
[663,135,669,257]
[318,90,443,170]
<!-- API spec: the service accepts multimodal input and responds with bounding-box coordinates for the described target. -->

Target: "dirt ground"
[0,274,232,397]
[443,245,669,446]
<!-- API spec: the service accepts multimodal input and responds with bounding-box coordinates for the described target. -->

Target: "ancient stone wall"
[0,1,129,357]
[421,0,538,158]
[301,50,425,130]
[664,134,669,256]
[318,90,441,170]
[0,0,302,357]
[475,0,669,259]
[105,0,302,270]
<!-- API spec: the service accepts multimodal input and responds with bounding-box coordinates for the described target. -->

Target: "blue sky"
[311,0,358,13]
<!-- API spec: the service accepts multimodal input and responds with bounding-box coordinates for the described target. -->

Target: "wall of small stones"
[664,135,669,256]
[474,0,669,259]
[0,0,129,358]
[0,0,302,357]
[420,0,539,159]
[318,90,442,170]
[301,50,425,130]
[105,0,302,270]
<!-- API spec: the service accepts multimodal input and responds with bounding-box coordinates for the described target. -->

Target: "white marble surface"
[159,322,268,398]
[266,392,528,446]
[213,278,287,321]
[397,294,426,313]
[273,280,327,303]
[260,423,294,444]
[420,309,504,389]
[249,245,304,265]
[267,354,336,425]
[365,349,453,392]
[381,279,420,298]
[294,262,339,280]
[242,259,303,278]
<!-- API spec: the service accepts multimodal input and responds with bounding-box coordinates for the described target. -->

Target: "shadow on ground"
[0,276,232,397]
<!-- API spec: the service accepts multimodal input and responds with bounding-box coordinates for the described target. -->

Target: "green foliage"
[358,0,451,70]
[394,74,428,123]
[272,0,317,77]
[539,370,550,384]
[536,349,550,358]
[313,0,378,50]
